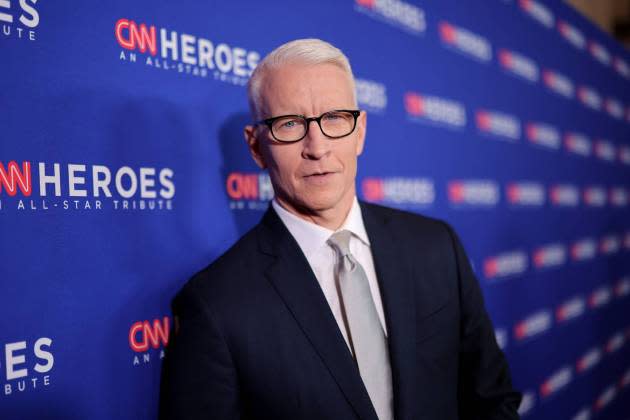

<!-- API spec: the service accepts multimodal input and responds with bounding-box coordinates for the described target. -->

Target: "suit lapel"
[361,202,418,420]
[257,207,379,420]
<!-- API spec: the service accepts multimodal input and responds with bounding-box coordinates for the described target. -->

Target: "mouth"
[304,171,337,178]
[303,171,337,183]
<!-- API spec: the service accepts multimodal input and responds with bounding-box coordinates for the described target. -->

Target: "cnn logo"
[115,18,157,55]
[128,317,170,352]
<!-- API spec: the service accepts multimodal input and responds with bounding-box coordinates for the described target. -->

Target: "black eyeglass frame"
[254,109,362,143]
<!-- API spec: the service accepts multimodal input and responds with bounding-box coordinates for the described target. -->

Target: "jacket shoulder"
[361,201,452,238]
[176,223,267,306]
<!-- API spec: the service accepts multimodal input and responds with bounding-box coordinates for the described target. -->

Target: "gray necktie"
[328,230,393,420]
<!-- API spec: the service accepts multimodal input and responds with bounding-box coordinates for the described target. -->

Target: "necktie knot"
[327,230,353,257]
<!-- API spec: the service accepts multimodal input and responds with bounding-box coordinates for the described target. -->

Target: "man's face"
[245,63,366,219]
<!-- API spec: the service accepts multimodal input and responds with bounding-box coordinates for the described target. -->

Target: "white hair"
[247,38,357,121]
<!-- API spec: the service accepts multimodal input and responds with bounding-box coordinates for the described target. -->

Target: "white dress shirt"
[271,197,388,351]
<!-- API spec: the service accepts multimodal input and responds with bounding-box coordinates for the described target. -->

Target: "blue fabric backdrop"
[1,0,629,419]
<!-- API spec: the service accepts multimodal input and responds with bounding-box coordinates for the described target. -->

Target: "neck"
[274,194,356,231]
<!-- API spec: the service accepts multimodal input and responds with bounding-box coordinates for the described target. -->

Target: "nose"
[301,120,331,160]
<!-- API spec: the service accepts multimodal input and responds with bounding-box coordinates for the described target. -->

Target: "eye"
[273,117,301,129]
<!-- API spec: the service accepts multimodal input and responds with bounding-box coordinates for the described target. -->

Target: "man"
[160,38,521,420]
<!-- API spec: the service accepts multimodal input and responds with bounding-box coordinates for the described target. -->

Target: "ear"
[355,111,367,156]
[244,125,267,169]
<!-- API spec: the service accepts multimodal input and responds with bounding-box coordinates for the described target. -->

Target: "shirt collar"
[271,197,371,259]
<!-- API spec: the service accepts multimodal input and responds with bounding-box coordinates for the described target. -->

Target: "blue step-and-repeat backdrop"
[1,0,629,419]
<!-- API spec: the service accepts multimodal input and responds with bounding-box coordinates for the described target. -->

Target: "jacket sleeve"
[159,281,241,420]
[443,223,522,420]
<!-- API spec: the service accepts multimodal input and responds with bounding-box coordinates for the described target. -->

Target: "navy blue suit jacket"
[160,202,521,419]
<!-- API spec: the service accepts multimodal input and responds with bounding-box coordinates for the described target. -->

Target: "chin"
[296,190,348,213]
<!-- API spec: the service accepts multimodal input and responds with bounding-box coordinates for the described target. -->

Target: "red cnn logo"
[404,92,424,116]
[129,317,170,352]
[475,111,491,131]
[115,18,157,56]
[525,123,537,141]
[557,20,568,36]
[226,172,259,200]
[484,259,499,278]
[448,182,465,203]
[498,49,513,68]
[0,161,32,196]
[355,0,375,7]
[506,184,525,203]
[362,178,384,202]
[438,22,456,44]
[514,322,528,340]
[519,0,533,11]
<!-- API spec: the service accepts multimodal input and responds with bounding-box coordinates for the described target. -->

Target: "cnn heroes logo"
[0,161,175,212]
[0,0,39,42]
[354,0,426,35]
[115,18,260,85]
[2,337,54,396]
[361,177,435,206]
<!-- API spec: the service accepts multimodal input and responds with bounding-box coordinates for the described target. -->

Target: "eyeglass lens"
[271,111,356,142]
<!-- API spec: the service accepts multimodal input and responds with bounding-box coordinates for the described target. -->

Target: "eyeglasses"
[255,109,361,143]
